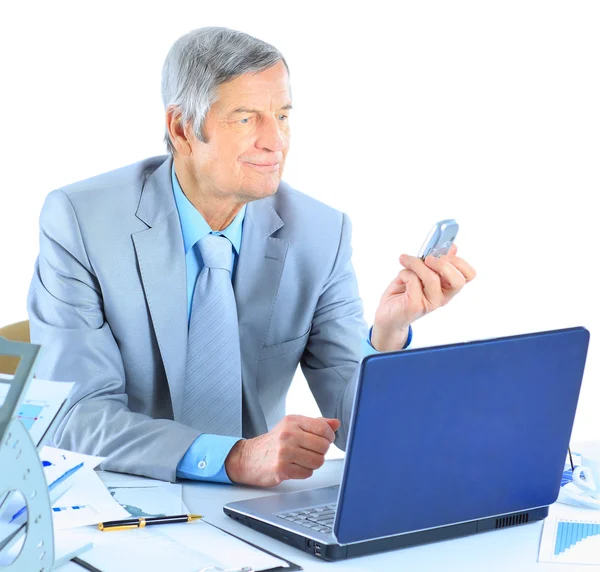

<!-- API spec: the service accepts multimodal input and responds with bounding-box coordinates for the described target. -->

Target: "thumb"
[398,268,424,300]
[323,417,341,432]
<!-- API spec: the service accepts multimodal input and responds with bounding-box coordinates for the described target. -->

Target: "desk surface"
[56,459,598,571]
[183,459,594,572]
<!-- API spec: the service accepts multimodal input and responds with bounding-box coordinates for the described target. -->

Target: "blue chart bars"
[555,520,600,556]
[16,403,44,430]
[561,467,573,487]
[52,505,88,512]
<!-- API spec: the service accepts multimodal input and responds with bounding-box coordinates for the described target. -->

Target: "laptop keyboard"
[276,503,337,534]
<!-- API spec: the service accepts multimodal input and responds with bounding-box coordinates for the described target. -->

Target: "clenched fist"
[224,414,340,487]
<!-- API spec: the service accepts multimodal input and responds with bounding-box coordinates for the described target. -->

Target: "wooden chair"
[0,320,30,375]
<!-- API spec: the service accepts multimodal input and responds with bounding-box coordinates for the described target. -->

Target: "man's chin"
[241,180,281,202]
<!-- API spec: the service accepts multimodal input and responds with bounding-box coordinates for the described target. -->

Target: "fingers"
[396,268,425,302]
[323,418,341,432]
[400,246,476,304]
[447,253,476,283]
[277,427,327,473]
[286,464,314,480]
[399,255,444,308]
[283,416,338,472]
[243,415,340,486]
[423,255,466,296]
[295,415,337,443]
[285,446,326,471]
[425,250,476,286]
[298,431,331,456]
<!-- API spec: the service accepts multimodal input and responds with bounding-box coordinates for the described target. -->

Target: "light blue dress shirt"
[173,165,412,482]
[172,166,245,483]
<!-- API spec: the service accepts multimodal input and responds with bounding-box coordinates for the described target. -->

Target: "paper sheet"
[557,450,600,511]
[1,446,121,536]
[40,445,104,474]
[107,483,186,517]
[539,515,600,565]
[40,446,105,508]
[1,446,104,528]
[0,375,74,446]
[52,468,130,529]
[98,470,187,516]
[65,520,288,571]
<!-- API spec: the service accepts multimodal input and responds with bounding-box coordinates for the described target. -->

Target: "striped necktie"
[181,234,242,436]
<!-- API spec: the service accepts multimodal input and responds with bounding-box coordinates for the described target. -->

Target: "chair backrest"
[0,321,31,375]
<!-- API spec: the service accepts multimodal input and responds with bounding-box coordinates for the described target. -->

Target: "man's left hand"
[371,245,476,352]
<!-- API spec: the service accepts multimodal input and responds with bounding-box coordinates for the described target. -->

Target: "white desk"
[57,459,597,571]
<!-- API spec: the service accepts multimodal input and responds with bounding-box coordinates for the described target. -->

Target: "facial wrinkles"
[193,63,291,200]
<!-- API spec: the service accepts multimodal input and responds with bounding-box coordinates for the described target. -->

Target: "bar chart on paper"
[539,517,600,565]
[16,403,45,431]
[0,375,74,445]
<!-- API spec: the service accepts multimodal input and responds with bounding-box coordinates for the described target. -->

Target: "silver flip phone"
[418,219,459,260]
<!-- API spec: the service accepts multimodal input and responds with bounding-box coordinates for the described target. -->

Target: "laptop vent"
[495,512,530,529]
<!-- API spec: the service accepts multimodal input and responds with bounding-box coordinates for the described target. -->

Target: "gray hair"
[161,27,289,154]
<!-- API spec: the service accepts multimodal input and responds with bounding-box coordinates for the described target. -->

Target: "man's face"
[187,60,291,202]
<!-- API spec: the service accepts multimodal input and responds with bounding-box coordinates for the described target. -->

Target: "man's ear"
[165,106,192,156]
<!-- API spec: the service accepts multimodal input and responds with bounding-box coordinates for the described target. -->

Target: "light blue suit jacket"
[28,155,371,482]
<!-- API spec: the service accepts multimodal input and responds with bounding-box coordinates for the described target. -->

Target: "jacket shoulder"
[273,181,346,233]
[58,155,168,200]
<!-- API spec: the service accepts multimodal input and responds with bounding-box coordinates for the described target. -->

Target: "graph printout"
[539,516,600,565]
[0,374,74,445]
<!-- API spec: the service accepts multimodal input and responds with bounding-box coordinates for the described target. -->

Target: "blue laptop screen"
[336,327,589,544]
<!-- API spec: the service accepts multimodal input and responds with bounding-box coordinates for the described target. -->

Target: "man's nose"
[255,115,285,152]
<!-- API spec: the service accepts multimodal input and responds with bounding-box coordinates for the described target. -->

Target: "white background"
[0,1,598,445]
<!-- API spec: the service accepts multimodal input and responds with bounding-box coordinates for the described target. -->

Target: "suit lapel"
[131,159,289,430]
[132,157,188,421]
[234,198,288,436]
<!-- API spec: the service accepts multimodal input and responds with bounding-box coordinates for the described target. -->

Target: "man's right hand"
[224,414,340,487]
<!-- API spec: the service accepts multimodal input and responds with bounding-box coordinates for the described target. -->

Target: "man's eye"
[239,118,250,124]
[278,114,288,121]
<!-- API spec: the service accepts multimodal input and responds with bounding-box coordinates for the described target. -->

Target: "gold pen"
[98,513,203,531]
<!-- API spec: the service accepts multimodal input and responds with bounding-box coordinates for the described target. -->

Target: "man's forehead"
[217,90,292,115]
[215,63,291,111]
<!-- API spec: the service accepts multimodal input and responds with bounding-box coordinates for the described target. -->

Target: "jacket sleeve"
[27,190,201,482]
[300,212,368,450]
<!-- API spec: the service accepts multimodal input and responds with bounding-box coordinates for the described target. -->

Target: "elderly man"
[28,27,475,486]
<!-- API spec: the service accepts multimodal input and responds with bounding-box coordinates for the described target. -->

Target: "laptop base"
[224,505,549,561]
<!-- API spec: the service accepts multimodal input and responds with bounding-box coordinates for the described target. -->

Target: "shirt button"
[197,461,207,470]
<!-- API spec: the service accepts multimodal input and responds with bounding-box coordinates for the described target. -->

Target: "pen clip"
[98,523,139,531]
[198,567,253,572]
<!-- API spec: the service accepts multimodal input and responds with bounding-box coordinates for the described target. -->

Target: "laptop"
[224,327,590,560]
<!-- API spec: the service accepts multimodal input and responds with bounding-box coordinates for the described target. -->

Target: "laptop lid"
[335,327,590,544]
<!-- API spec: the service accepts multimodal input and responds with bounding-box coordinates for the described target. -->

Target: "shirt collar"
[171,164,246,255]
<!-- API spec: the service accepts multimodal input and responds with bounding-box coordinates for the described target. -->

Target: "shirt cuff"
[363,324,413,356]
[176,434,241,483]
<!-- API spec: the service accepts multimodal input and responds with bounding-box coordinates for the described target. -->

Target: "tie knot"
[199,234,232,270]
